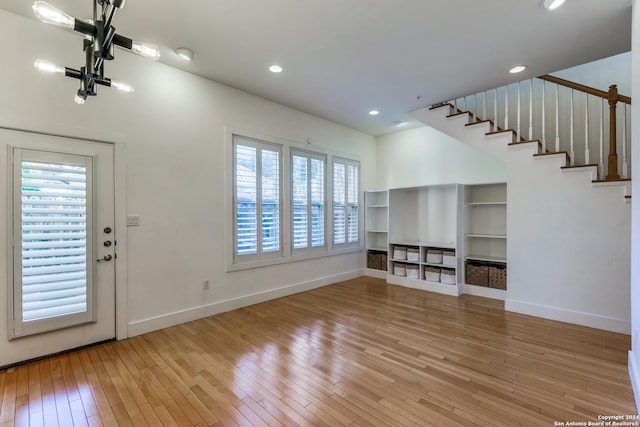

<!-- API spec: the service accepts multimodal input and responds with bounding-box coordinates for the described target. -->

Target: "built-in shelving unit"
[387,184,463,296]
[365,190,389,278]
[363,182,507,300]
[462,183,507,299]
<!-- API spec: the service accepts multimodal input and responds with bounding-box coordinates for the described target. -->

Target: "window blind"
[20,161,88,322]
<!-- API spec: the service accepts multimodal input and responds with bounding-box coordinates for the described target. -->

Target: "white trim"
[113,143,128,340]
[463,284,506,300]
[628,351,640,413]
[506,298,630,334]
[127,268,364,337]
[365,268,387,279]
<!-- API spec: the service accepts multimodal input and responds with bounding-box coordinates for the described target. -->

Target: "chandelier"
[32,0,160,104]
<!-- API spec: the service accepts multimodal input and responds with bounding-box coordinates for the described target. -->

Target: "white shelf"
[465,254,507,263]
[367,229,388,233]
[390,240,456,249]
[368,204,388,208]
[424,262,456,269]
[465,202,507,207]
[465,233,507,239]
[367,246,388,252]
[390,258,420,265]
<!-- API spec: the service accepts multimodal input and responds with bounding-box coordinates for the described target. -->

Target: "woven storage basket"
[393,263,406,277]
[367,252,381,270]
[406,264,419,279]
[442,250,456,267]
[488,265,507,290]
[426,249,443,264]
[440,268,456,285]
[424,266,441,282]
[393,246,407,260]
[407,247,420,262]
[381,254,388,271]
[465,263,489,287]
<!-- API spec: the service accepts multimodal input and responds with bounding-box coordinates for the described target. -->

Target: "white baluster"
[463,96,467,113]
[570,90,575,162]
[585,94,590,165]
[474,93,478,121]
[541,81,546,153]
[599,99,604,180]
[623,103,629,178]
[517,82,521,140]
[555,84,560,154]
[494,89,498,131]
[504,85,509,129]
[529,79,533,140]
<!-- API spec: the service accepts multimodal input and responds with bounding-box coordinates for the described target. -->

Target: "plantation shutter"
[13,149,95,337]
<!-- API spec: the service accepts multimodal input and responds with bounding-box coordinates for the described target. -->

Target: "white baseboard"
[505,299,630,334]
[128,269,364,337]
[629,351,640,414]
[365,268,387,279]
[463,284,506,301]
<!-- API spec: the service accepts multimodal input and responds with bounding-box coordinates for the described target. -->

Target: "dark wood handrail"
[539,74,631,105]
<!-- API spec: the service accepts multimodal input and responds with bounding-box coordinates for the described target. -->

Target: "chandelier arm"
[112,33,133,50]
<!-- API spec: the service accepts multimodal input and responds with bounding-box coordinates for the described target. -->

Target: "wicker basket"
[424,266,441,282]
[426,249,443,264]
[393,246,407,260]
[465,263,489,287]
[367,252,381,270]
[440,268,456,285]
[406,264,420,279]
[442,250,456,267]
[393,263,406,277]
[488,265,507,290]
[381,254,388,271]
[407,247,420,262]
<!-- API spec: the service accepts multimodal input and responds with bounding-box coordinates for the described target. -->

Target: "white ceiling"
[1,0,633,136]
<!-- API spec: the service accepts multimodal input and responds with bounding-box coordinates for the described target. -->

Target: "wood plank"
[0,277,634,425]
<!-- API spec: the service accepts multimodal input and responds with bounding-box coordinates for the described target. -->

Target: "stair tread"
[486,129,516,136]
[533,150,569,157]
[429,103,453,111]
[592,178,631,183]
[561,163,599,169]
[447,111,472,118]
[508,139,540,146]
[465,120,493,127]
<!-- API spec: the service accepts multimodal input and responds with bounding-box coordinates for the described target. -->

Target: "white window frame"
[332,157,361,250]
[226,129,363,272]
[232,135,283,264]
[291,149,327,254]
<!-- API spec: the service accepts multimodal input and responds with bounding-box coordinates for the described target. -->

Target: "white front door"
[2,129,115,364]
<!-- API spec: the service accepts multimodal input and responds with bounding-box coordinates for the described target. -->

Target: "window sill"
[226,245,364,272]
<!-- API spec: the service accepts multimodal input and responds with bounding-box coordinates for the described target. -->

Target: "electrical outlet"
[203,280,210,290]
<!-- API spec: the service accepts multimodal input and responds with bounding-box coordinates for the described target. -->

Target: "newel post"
[606,84,620,180]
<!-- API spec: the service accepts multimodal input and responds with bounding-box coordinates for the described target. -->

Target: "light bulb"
[111,80,134,93]
[34,59,65,75]
[131,41,161,60]
[541,0,566,11]
[32,1,74,29]
[176,47,195,61]
[74,93,86,105]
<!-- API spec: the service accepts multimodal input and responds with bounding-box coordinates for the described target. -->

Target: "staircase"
[409,76,632,334]
[411,75,632,200]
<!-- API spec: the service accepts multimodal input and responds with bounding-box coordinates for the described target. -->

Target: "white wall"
[0,10,376,366]
[375,126,507,189]
[553,52,631,96]
[628,0,640,411]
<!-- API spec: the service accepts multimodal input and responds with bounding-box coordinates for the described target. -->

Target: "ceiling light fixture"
[269,65,283,73]
[509,65,527,74]
[175,47,195,61]
[32,1,161,104]
[541,0,566,11]
[369,110,380,116]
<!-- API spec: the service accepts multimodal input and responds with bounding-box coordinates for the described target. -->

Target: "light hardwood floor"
[0,277,635,426]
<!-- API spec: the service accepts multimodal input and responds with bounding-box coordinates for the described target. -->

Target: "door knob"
[97,254,113,262]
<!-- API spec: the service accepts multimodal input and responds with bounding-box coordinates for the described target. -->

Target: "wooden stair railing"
[436,74,632,181]
[538,74,632,180]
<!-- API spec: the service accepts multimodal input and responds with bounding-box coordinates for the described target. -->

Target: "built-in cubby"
[462,183,507,298]
[365,190,389,278]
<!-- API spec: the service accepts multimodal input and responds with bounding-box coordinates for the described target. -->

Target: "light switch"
[126,215,140,226]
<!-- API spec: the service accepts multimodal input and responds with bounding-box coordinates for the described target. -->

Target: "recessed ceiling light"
[175,47,195,61]
[369,110,380,116]
[509,65,527,74]
[541,0,566,11]
[269,65,283,73]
